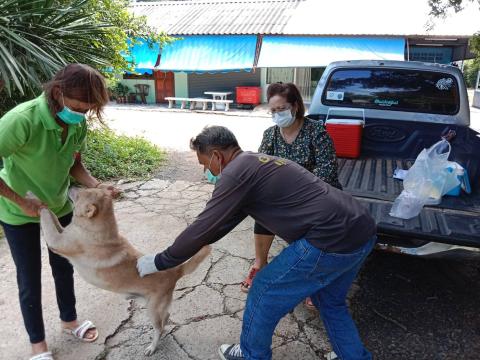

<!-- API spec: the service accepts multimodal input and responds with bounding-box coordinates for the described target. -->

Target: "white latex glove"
[136,254,158,277]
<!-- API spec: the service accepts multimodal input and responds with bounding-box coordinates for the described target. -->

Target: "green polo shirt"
[0,94,87,225]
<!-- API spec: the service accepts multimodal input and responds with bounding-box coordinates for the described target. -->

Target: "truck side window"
[322,68,460,115]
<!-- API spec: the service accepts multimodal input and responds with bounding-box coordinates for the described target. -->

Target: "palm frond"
[0,0,112,96]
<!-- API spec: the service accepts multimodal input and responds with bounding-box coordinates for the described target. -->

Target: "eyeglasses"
[268,106,292,115]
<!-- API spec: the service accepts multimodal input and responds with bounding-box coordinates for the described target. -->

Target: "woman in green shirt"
[240,83,342,309]
[0,64,119,360]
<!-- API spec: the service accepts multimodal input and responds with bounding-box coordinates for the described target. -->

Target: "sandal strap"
[73,320,95,339]
[30,352,53,360]
[242,267,260,287]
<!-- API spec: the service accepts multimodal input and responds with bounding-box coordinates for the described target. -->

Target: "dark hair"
[266,82,305,119]
[43,63,109,120]
[190,126,240,154]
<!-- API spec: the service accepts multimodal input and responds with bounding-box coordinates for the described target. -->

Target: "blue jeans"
[1,213,77,343]
[240,236,376,360]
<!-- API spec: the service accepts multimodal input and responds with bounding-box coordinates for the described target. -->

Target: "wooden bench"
[165,97,234,111]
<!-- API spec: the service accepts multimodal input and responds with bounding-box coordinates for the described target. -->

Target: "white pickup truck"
[308,60,480,257]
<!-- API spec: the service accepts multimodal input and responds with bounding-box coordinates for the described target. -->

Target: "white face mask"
[272,109,296,128]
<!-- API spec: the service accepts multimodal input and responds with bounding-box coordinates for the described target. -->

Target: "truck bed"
[339,158,480,247]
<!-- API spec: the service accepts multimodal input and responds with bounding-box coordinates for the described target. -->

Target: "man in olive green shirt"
[0,64,119,360]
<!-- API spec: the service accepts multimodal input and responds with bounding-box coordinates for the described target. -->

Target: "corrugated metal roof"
[130,0,302,35]
[130,0,479,37]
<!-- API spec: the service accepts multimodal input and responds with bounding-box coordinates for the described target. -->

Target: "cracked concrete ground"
[1,150,480,359]
[0,176,333,360]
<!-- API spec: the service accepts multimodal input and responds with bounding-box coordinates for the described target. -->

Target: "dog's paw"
[144,344,157,356]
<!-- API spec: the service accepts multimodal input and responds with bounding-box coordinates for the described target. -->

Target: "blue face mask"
[57,93,86,125]
[272,109,296,128]
[205,169,219,184]
[205,153,221,184]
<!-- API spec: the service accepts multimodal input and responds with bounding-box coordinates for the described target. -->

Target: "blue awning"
[257,36,405,67]
[125,39,160,74]
[157,35,257,72]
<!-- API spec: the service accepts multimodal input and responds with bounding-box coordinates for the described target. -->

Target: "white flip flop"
[29,351,53,360]
[64,320,98,343]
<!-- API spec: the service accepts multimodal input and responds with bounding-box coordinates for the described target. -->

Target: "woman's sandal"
[29,352,53,360]
[240,267,261,293]
[63,320,98,343]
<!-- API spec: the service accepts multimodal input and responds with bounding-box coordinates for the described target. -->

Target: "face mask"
[57,93,86,125]
[205,153,222,184]
[272,109,296,128]
[205,169,219,184]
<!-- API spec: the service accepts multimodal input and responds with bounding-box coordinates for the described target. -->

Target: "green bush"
[463,59,480,89]
[83,127,165,180]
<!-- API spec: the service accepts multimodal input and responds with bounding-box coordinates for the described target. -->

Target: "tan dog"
[37,188,211,356]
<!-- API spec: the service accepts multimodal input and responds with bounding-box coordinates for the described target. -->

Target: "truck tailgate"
[338,158,480,247]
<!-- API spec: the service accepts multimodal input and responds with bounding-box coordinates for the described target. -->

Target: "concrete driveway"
[104,105,273,152]
[471,105,480,132]
[0,177,329,360]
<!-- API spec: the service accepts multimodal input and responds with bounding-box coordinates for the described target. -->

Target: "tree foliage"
[56,0,171,78]
[428,0,479,17]
[463,59,480,88]
[0,0,110,97]
[428,0,480,62]
[0,0,170,107]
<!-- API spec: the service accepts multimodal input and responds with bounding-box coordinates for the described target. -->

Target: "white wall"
[120,79,156,104]
[174,72,189,98]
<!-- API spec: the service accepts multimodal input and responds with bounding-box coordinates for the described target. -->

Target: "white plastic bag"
[390,190,427,220]
[389,140,460,219]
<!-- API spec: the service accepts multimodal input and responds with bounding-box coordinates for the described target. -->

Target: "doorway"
[154,71,175,103]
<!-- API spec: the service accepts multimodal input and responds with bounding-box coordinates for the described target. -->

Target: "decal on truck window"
[436,78,453,91]
[374,99,399,107]
[326,91,344,101]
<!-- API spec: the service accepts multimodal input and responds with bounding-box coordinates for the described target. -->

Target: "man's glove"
[136,254,159,277]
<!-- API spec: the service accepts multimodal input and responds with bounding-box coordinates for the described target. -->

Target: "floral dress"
[259,117,342,189]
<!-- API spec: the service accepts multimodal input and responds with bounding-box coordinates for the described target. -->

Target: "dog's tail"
[179,245,212,277]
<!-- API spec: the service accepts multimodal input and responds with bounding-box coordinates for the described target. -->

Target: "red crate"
[325,119,364,158]
[236,86,261,105]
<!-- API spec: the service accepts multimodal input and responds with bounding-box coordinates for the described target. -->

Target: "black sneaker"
[218,344,245,360]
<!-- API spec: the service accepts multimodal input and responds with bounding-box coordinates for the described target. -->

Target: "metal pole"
[406,38,410,61]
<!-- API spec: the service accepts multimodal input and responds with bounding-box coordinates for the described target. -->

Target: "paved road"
[471,105,480,132]
[104,105,272,152]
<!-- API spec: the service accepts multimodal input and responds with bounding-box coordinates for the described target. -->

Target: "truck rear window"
[322,68,460,115]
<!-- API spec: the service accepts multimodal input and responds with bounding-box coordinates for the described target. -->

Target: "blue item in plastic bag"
[445,164,471,196]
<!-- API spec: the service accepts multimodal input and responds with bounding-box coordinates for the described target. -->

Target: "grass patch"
[83,127,166,181]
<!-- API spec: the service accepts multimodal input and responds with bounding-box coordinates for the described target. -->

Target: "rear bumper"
[376,242,480,259]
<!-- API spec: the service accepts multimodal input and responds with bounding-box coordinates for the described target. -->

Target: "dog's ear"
[85,204,98,218]
[79,203,98,218]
